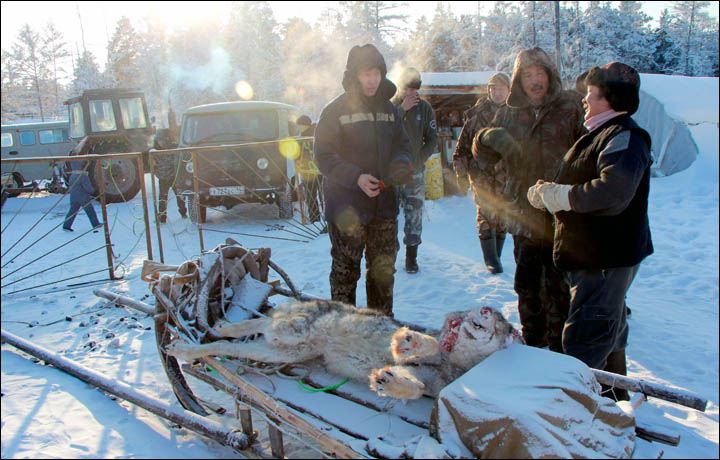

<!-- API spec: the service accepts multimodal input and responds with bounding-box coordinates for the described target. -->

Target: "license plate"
[209,186,245,196]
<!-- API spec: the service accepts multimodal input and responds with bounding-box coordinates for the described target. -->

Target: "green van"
[1,120,71,191]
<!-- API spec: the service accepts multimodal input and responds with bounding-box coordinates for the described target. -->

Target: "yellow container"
[425,153,443,200]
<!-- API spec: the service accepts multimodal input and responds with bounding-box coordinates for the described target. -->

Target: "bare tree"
[12,24,49,121]
[42,22,70,119]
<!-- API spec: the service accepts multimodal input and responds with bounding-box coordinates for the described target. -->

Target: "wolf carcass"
[165,300,523,399]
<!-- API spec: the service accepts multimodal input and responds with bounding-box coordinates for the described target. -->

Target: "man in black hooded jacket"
[314,44,412,316]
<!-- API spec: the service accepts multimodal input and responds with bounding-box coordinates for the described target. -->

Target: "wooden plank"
[199,356,366,459]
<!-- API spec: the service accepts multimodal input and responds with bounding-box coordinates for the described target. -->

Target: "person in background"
[295,115,322,224]
[63,159,102,232]
[453,72,511,274]
[153,127,187,223]
[391,67,438,273]
[473,47,586,352]
[314,43,412,317]
[527,62,652,400]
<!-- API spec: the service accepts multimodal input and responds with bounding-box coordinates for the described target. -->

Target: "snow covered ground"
[2,79,718,458]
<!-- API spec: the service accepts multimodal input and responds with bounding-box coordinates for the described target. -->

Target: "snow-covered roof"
[639,74,718,125]
[420,71,499,87]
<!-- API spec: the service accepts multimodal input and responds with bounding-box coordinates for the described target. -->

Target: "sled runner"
[146,240,708,459]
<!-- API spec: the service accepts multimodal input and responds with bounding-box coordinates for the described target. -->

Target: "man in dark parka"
[314,44,412,316]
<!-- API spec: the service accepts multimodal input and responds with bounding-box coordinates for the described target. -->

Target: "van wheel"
[188,195,206,223]
[277,183,294,219]
[3,172,25,198]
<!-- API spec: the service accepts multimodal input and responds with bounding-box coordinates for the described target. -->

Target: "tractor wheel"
[89,139,141,203]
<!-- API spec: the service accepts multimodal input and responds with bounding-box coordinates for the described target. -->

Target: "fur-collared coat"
[476,48,586,241]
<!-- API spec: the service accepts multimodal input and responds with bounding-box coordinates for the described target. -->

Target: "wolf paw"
[391,327,439,363]
[369,365,425,400]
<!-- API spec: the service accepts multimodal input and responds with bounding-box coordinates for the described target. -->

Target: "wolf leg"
[390,327,439,363]
[165,338,317,363]
[369,365,426,399]
[214,318,269,338]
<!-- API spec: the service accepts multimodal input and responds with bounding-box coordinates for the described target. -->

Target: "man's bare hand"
[401,93,420,111]
[357,173,381,197]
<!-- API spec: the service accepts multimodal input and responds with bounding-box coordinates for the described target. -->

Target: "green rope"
[298,377,349,392]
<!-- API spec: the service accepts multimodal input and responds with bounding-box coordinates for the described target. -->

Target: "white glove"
[536,182,572,214]
[527,180,546,209]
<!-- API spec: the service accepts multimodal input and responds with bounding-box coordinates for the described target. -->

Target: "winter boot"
[480,237,503,274]
[496,233,506,260]
[405,245,419,274]
[600,350,630,401]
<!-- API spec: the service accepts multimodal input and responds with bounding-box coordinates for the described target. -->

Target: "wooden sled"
[148,240,708,459]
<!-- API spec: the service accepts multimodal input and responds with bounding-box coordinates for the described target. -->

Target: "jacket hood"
[507,47,562,109]
[341,44,397,101]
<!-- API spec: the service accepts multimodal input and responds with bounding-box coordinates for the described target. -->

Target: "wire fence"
[1,152,153,297]
[1,139,326,296]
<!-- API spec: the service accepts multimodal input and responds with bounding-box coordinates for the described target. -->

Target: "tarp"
[635,90,699,177]
[431,345,635,459]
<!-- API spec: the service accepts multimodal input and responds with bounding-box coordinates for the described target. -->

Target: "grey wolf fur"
[166,300,523,399]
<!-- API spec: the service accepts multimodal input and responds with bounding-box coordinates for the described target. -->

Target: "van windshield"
[182,110,278,146]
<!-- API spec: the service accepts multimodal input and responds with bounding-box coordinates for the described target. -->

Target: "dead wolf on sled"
[166,300,523,399]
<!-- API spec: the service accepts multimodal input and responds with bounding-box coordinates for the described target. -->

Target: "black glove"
[475,127,521,166]
[388,161,413,186]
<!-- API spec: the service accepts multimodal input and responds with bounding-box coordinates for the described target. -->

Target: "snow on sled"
[145,240,708,459]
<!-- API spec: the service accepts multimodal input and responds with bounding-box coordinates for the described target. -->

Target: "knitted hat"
[398,67,422,89]
[488,72,510,87]
[296,115,312,127]
[585,62,641,115]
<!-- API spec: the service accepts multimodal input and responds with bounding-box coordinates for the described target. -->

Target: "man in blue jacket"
[528,62,653,400]
[314,44,412,316]
[63,159,102,232]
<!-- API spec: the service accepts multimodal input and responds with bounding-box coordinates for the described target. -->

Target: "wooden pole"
[592,368,707,412]
[95,160,115,280]
[148,150,165,263]
[93,288,155,315]
[1,329,253,452]
[137,155,153,260]
[191,150,204,253]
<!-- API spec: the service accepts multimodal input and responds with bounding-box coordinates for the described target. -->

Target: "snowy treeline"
[1,1,718,124]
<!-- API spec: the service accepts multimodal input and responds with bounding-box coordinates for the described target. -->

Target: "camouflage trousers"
[328,218,399,316]
[398,169,426,247]
[158,178,187,218]
[513,235,570,352]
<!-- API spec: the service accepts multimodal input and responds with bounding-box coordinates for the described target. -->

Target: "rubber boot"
[496,233,506,260]
[600,350,630,401]
[480,237,503,274]
[405,245,419,274]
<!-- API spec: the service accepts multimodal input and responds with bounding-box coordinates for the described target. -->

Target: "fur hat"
[398,67,422,89]
[507,47,562,108]
[584,62,641,115]
[488,72,510,87]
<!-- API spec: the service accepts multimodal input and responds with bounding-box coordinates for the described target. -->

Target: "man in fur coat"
[473,47,586,352]
[314,44,412,316]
